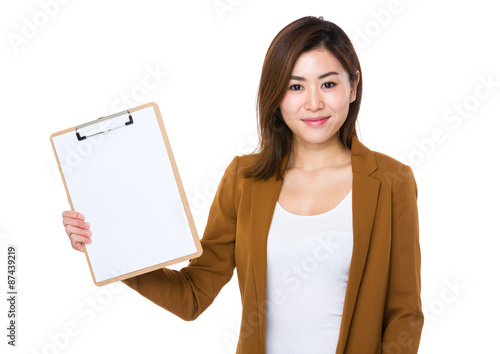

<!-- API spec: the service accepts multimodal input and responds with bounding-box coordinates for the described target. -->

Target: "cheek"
[279,96,297,129]
[279,93,300,115]
[327,89,351,109]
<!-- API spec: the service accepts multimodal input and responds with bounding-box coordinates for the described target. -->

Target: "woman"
[62,16,423,353]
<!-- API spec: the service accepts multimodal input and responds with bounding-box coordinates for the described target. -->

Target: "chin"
[296,133,339,146]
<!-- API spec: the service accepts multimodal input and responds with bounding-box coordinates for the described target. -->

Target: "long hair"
[242,16,363,181]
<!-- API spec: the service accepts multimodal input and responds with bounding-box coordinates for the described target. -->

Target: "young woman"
[62,16,423,354]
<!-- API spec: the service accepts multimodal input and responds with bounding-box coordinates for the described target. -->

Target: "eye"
[322,82,337,89]
[289,84,303,91]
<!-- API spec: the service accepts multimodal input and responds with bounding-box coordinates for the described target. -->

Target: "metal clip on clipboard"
[75,110,134,141]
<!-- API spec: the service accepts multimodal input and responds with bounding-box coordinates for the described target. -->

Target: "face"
[279,48,358,149]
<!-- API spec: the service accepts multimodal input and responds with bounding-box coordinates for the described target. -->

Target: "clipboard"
[50,102,202,286]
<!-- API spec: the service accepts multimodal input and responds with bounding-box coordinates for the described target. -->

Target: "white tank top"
[266,190,353,354]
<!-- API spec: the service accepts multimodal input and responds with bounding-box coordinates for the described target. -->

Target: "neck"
[288,134,351,172]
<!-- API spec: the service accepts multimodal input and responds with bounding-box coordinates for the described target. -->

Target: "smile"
[302,117,329,127]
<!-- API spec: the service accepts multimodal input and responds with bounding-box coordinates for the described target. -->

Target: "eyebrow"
[290,71,339,81]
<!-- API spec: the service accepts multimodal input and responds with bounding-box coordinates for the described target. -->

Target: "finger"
[62,217,90,230]
[70,236,92,253]
[75,243,83,252]
[62,210,85,221]
[65,224,92,238]
[70,234,92,248]
[72,240,85,253]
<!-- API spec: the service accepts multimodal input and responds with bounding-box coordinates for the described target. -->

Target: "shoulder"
[220,154,257,181]
[352,135,410,179]
[223,153,259,171]
[368,150,417,196]
[355,139,416,191]
[372,150,408,175]
[235,153,258,169]
[220,153,273,189]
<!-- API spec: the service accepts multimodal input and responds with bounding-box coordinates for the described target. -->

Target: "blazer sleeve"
[382,164,424,353]
[121,155,239,321]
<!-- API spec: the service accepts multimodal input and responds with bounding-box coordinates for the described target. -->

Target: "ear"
[349,70,360,103]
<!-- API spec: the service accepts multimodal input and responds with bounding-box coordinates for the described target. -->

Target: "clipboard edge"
[50,130,101,286]
[93,248,204,287]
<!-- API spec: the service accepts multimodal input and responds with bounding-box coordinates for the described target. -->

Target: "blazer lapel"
[336,136,380,352]
[248,157,287,349]
[248,135,380,352]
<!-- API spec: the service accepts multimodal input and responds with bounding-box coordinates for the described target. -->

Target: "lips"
[302,116,329,127]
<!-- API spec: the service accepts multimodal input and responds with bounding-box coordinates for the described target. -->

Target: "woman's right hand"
[62,210,92,252]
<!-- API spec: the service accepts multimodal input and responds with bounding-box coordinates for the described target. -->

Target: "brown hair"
[243,16,363,181]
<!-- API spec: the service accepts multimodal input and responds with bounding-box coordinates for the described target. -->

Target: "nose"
[304,86,324,111]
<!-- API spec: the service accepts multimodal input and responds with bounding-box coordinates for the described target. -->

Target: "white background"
[1,0,499,353]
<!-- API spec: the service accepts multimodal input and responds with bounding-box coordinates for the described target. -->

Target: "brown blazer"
[122,135,424,353]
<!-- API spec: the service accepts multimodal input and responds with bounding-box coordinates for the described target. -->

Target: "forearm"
[122,267,200,321]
